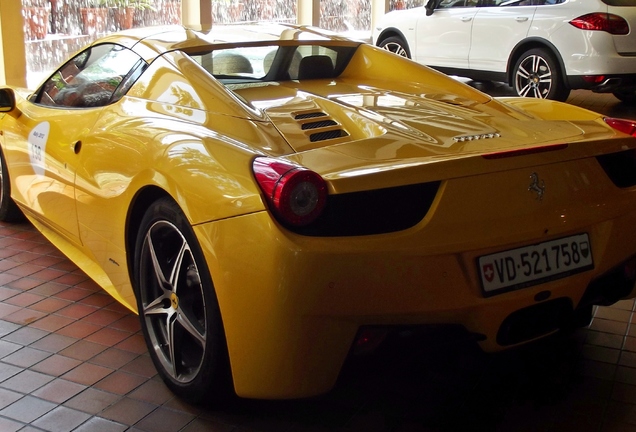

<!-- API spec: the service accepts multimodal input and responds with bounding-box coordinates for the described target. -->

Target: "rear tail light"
[254,157,440,236]
[569,13,629,35]
[583,75,606,84]
[352,327,389,356]
[253,157,327,227]
[597,149,636,188]
[624,258,636,281]
[596,118,636,188]
[604,117,636,137]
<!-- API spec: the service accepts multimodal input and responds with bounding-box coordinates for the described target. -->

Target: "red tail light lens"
[583,75,606,84]
[570,13,629,35]
[604,117,636,137]
[253,157,327,227]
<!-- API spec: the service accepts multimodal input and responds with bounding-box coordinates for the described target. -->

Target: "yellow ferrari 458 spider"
[0,23,636,402]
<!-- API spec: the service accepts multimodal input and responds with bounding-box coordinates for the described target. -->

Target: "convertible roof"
[96,23,358,62]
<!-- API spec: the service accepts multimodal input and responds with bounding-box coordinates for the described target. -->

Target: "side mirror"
[425,0,438,15]
[0,88,16,113]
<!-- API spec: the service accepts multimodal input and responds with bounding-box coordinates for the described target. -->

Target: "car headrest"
[298,55,334,80]
[207,53,253,75]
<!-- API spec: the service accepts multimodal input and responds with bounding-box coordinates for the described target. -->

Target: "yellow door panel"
[4,102,103,243]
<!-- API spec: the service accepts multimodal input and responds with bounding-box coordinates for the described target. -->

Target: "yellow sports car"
[1,23,636,402]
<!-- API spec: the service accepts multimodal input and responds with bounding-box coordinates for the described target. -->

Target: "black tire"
[613,90,636,104]
[0,146,24,222]
[512,48,570,102]
[133,197,233,404]
[378,36,411,59]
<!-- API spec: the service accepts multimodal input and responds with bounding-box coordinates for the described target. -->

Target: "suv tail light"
[253,157,327,227]
[569,13,629,35]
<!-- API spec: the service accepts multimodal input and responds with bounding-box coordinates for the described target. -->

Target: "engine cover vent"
[295,112,327,120]
[310,130,349,142]
[294,111,349,143]
[302,120,338,130]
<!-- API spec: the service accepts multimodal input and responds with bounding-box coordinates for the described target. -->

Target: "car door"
[415,0,479,69]
[5,44,142,244]
[469,0,536,72]
[7,104,103,243]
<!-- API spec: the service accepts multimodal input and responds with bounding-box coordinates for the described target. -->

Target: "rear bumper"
[567,74,636,93]
[195,200,636,399]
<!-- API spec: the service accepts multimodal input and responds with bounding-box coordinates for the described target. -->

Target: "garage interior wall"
[0,0,390,88]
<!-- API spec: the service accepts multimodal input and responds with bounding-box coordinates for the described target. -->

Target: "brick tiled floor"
[0,88,635,431]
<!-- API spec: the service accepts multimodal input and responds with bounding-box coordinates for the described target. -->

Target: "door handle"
[461,16,473,22]
[72,141,82,154]
[515,16,529,22]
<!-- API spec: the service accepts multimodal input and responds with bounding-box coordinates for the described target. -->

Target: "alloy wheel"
[514,54,553,99]
[138,220,207,384]
[382,41,409,58]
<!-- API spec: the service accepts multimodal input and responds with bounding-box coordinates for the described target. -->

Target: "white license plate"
[478,233,593,296]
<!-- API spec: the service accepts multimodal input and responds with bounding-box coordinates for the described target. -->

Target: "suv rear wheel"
[379,36,411,59]
[513,48,570,102]
[613,90,636,104]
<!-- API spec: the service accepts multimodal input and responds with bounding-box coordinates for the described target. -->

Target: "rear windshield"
[187,43,358,83]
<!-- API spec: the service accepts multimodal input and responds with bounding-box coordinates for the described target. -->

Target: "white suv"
[373,0,636,102]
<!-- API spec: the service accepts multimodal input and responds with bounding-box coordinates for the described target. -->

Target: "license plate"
[478,233,593,296]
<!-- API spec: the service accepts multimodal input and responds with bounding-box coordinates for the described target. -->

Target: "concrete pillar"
[181,0,213,29]
[297,0,320,27]
[0,2,27,87]
[371,0,390,33]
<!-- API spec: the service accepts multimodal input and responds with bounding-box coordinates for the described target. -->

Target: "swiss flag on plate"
[482,263,494,282]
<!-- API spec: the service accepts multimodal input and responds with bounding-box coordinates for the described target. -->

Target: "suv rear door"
[469,0,536,72]
[416,0,479,68]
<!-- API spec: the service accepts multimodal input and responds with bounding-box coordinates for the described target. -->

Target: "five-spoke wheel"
[134,197,231,403]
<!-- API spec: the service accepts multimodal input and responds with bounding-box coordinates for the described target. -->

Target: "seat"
[206,53,253,76]
[297,55,334,80]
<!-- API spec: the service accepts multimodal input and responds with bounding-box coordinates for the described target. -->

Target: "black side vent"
[295,112,327,120]
[596,149,636,188]
[310,130,349,142]
[294,111,349,143]
[302,120,338,130]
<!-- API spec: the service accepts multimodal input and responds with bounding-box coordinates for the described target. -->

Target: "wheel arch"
[125,185,173,284]
[507,38,568,88]
[375,28,410,49]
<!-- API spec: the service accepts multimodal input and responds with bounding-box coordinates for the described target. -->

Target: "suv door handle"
[461,16,473,22]
[515,16,529,22]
